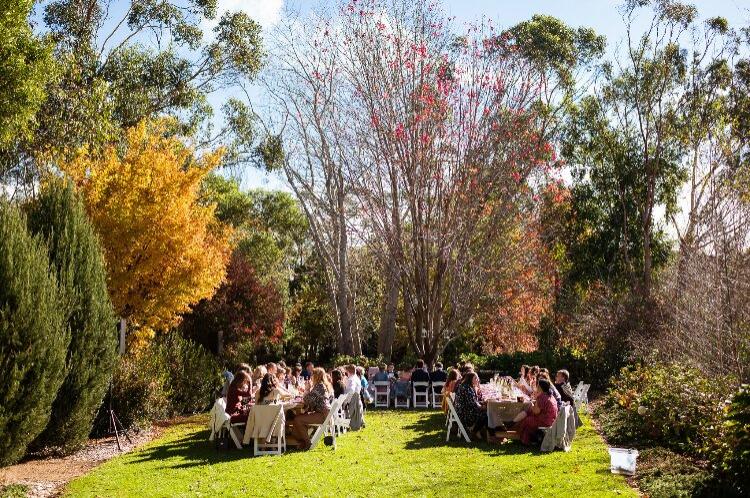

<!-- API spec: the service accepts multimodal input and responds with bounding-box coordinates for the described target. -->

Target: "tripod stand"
[106,381,132,451]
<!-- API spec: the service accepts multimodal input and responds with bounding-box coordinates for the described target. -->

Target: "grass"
[65,410,635,497]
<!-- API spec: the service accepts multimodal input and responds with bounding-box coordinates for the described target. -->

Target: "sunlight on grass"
[65,411,635,497]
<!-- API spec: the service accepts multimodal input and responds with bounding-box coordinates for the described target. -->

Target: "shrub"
[599,362,732,454]
[28,180,118,454]
[635,447,713,498]
[0,484,29,498]
[105,347,171,431]
[156,332,221,415]
[329,354,377,369]
[0,202,68,466]
[711,384,750,495]
[99,332,220,431]
[470,349,589,386]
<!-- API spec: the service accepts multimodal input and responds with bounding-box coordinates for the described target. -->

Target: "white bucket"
[608,447,639,476]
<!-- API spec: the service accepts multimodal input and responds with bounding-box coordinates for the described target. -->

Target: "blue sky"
[234,0,749,190]
[32,0,750,191]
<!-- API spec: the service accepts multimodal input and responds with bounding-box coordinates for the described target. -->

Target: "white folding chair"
[573,381,584,400]
[373,381,390,408]
[208,398,243,449]
[575,384,590,410]
[412,382,430,408]
[431,381,445,409]
[445,395,471,442]
[309,398,341,450]
[335,393,351,434]
[252,404,286,456]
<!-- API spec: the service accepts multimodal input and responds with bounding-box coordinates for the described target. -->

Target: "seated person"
[235,363,252,376]
[399,366,413,382]
[225,371,253,423]
[220,368,234,398]
[539,372,562,409]
[251,366,266,395]
[266,362,278,377]
[386,363,396,380]
[517,365,533,396]
[290,367,332,450]
[290,364,304,389]
[441,368,461,414]
[331,369,346,398]
[411,360,430,392]
[459,362,475,375]
[554,369,575,404]
[508,378,559,445]
[453,372,488,440]
[256,373,293,405]
[302,362,314,381]
[430,362,448,383]
[277,366,288,385]
[372,364,390,383]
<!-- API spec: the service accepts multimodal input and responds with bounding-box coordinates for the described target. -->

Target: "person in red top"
[515,378,558,445]
[225,371,252,423]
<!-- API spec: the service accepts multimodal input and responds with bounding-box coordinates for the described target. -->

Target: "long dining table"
[480,384,530,429]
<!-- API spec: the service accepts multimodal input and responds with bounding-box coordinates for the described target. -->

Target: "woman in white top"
[256,373,293,405]
[517,365,534,396]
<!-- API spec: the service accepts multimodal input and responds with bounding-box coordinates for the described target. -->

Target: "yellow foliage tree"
[60,120,232,341]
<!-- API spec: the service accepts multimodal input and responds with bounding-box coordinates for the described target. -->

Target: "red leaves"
[394,122,406,140]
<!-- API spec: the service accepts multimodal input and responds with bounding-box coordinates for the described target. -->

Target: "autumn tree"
[180,251,284,357]
[60,120,231,343]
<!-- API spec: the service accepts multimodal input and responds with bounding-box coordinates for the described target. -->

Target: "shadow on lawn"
[128,430,253,469]
[401,411,544,457]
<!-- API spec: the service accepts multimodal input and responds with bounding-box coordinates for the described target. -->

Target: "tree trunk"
[118,317,127,355]
[377,264,400,360]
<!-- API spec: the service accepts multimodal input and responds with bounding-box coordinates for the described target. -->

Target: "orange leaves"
[480,224,555,354]
[60,120,232,337]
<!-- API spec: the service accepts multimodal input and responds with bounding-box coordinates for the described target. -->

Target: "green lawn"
[65,411,635,497]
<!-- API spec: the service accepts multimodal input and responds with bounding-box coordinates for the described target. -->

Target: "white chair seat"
[412,381,430,409]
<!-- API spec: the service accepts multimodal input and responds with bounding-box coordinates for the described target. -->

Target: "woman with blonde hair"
[290,367,333,450]
[251,365,267,396]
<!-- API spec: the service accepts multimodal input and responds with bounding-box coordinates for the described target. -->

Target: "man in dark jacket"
[410,359,430,392]
[555,369,575,404]
[429,362,448,383]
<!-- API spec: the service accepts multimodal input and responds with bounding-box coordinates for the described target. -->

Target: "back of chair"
[445,394,471,442]
[251,403,285,441]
